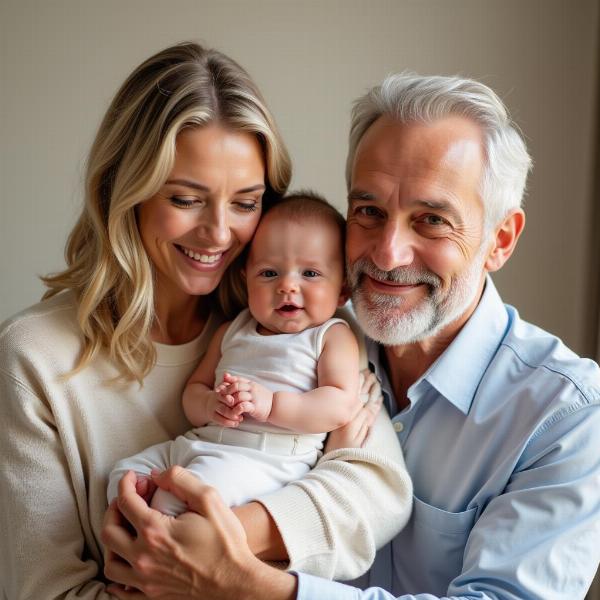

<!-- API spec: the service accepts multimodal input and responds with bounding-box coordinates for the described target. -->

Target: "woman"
[0,42,410,599]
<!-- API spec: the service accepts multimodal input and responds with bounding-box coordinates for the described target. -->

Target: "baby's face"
[245,215,345,335]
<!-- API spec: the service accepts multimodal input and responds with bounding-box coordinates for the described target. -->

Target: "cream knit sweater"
[0,292,412,600]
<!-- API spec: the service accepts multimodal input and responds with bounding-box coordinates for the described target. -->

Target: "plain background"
[0,0,598,359]
[1,2,599,596]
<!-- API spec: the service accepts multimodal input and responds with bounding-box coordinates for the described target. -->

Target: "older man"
[104,75,600,600]
[297,74,600,598]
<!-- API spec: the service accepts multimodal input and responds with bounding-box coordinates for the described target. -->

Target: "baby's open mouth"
[278,304,302,312]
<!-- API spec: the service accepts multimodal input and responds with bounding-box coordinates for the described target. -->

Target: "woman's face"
[138,124,266,305]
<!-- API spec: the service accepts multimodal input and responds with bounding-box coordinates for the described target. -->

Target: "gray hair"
[346,73,532,230]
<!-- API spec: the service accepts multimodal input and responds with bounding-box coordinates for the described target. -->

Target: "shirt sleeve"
[0,368,115,599]
[297,572,398,600]
[446,403,600,600]
[257,407,413,581]
[295,404,600,600]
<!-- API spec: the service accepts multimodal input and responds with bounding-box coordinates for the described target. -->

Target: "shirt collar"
[367,276,510,415]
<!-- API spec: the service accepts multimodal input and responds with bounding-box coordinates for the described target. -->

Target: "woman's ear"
[484,209,526,273]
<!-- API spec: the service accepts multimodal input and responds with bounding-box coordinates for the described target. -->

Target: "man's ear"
[484,209,526,273]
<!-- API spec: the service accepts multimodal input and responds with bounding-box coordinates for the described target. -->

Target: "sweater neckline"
[153,312,220,366]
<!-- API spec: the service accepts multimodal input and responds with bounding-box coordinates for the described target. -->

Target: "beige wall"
[1,0,598,358]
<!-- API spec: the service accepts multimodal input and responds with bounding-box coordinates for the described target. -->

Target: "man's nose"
[370,220,414,272]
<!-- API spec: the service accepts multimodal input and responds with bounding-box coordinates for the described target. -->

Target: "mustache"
[347,258,442,289]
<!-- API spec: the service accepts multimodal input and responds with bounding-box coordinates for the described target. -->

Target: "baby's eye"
[303,270,320,278]
[260,270,278,278]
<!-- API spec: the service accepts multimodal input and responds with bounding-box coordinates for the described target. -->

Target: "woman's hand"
[325,369,383,453]
[102,468,296,600]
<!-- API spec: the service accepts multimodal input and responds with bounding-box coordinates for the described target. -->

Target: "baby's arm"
[183,321,243,429]
[229,323,361,433]
[273,323,360,432]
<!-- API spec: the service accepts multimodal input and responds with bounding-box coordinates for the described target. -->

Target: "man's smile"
[365,275,425,295]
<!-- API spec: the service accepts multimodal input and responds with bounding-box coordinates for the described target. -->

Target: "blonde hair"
[42,42,291,383]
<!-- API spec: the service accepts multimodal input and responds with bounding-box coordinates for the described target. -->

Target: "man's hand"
[102,468,297,600]
[217,372,273,423]
[325,369,383,452]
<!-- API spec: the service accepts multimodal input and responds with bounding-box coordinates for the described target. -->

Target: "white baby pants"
[108,426,320,516]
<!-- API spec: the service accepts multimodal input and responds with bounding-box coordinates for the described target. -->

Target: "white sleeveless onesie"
[111,310,348,515]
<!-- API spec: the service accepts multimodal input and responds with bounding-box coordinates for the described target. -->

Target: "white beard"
[347,247,487,346]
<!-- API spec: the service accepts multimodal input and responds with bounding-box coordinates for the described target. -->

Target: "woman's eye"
[170,196,199,208]
[235,201,259,213]
[303,270,320,278]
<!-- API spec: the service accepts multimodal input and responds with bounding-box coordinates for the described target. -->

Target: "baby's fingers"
[213,407,242,428]
[217,393,236,407]
[233,391,252,403]
[217,402,245,421]
[212,415,242,428]
[233,401,254,415]
[226,381,251,395]
[223,372,250,384]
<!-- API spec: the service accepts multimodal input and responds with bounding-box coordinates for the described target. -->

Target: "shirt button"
[393,421,404,433]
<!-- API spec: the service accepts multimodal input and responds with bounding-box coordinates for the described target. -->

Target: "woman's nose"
[197,205,231,247]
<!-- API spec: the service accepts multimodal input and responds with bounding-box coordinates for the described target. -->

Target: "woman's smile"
[138,125,265,303]
[175,244,228,268]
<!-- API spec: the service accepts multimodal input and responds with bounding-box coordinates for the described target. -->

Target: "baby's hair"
[263,189,346,247]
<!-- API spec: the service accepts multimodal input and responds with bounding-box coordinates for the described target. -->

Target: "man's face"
[346,115,490,345]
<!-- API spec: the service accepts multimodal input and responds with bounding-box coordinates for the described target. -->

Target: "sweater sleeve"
[257,406,412,580]
[0,367,115,599]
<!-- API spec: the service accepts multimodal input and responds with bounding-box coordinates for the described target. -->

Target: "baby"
[108,192,361,515]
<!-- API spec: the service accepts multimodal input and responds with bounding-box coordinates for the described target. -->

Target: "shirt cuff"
[295,572,359,600]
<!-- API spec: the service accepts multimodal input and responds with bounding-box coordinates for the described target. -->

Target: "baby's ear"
[241,268,247,280]
[337,283,351,307]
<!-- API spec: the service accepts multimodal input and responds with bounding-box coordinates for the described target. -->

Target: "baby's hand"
[217,372,273,423]
[207,383,245,428]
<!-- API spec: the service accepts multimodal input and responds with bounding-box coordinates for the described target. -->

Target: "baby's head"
[245,191,347,335]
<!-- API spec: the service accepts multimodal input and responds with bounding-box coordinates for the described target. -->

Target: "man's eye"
[303,270,320,278]
[261,270,278,278]
[422,214,447,226]
[357,206,381,218]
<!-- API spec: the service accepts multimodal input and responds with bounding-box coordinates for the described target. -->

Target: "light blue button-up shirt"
[296,278,600,600]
